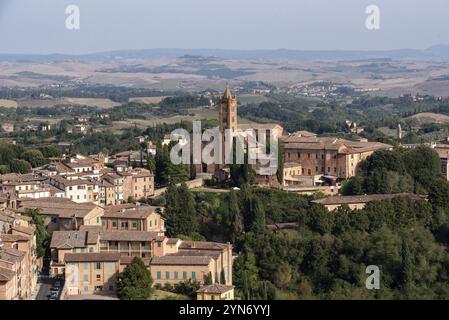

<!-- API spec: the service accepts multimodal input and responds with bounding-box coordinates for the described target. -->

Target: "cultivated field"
[0,99,18,108]
[63,98,120,109]
[128,96,167,104]
[406,112,449,124]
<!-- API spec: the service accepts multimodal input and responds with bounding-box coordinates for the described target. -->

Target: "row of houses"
[0,153,154,207]
[2,197,233,299]
[0,208,38,300]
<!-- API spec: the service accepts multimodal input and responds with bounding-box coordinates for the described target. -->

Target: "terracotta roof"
[63,159,96,169]
[65,252,120,263]
[223,86,232,99]
[0,234,31,242]
[150,255,211,266]
[179,241,229,251]
[170,249,221,259]
[11,225,35,236]
[0,214,14,223]
[311,193,424,205]
[435,147,449,159]
[166,238,180,245]
[50,231,88,249]
[104,204,136,213]
[0,247,25,263]
[0,267,16,281]
[49,176,96,187]
[18,197,98,218]
[197,284,234,294]
[282,136,392,154]
[103,207,159,219]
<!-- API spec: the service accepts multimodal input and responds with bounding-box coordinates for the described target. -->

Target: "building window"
[89,247,94,253]
[83,286,88,292]
[132,222,138,229]
[191,272,196,279]
[108,262,114,269]
[183,272,187,280]
[94,263,101,270]
[112,221,117,228]
[308,153,310,159]
[96,274,101,280]
[83,275,89,281]
[165,271,170,279]
[83,263,88,270]
[174,272,178,280]
[297,152,300,158]
[157,271,161,280]
[121,222,128,228]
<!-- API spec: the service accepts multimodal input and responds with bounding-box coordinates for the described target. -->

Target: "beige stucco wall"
[65,260,119,296]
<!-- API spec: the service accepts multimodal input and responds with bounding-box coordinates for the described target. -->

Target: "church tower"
[219,85,238,134]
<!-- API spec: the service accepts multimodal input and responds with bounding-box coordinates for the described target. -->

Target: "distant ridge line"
[2,45,449,62]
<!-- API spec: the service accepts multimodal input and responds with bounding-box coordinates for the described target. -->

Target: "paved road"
[35,278,63,300]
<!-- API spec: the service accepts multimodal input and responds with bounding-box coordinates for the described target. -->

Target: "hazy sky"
[0,0,448,54]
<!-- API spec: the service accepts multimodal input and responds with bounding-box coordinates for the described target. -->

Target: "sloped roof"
[18,197,98,218]
[0,267,16,281]
[179,241,229,251]
[50,231,88,249]
[150,255,211,266]
[65,252,120,263]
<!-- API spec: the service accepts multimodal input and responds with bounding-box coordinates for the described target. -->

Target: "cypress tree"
[229,190,244,244]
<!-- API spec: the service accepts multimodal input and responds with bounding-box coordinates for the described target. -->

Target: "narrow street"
[35,278,56,300]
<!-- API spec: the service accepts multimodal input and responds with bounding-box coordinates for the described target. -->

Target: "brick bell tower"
[218,85,237,170]
[219,85,238,134]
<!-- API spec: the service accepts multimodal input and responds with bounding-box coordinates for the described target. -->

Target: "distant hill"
[4,45,449,63]
[406,112,449,124]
